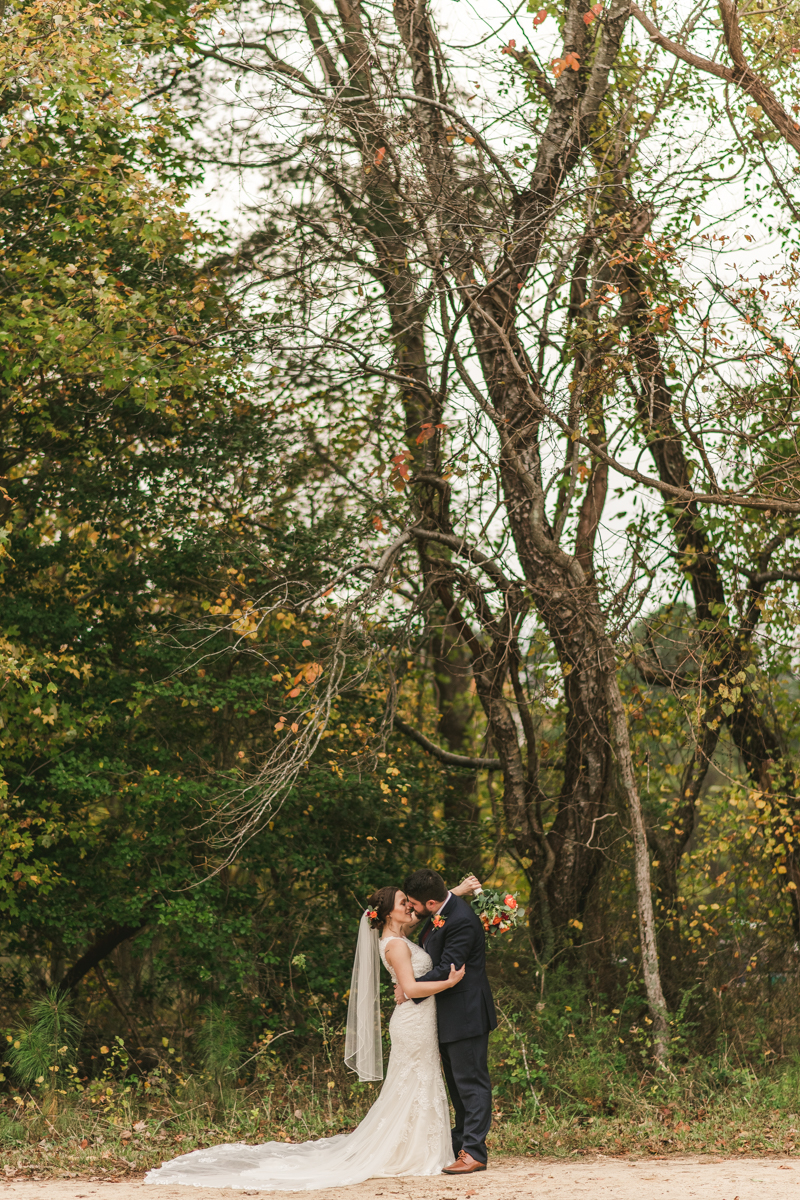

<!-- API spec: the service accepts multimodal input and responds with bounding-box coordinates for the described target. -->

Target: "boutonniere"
[432,914,446,929]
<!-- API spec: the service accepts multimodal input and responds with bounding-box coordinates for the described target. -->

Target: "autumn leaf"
[372,513,384,532]
[415,421,447,445]
[500,38,516,54]
[532,8,547,26]
[551,51,580,77]
[651,303,671,331]
[583,2,602,24]
[373,146,386,167]
[285,663,323,696]
[389,449,413,490]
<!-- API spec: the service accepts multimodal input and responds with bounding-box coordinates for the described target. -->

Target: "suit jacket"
[414,893,497,1044]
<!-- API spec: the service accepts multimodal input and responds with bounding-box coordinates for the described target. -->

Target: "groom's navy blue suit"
[414,894,497,1164]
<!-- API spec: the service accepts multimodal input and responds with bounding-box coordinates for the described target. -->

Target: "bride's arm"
[384,940,465,999]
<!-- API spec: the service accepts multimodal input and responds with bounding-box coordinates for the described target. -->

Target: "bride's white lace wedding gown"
[144,936,452,1190]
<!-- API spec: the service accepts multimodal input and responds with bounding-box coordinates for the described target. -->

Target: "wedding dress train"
[144,936,452,1190]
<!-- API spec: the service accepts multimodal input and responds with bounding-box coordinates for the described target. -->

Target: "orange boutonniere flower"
[432,914,446,929]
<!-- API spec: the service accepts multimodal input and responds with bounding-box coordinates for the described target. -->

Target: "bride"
[144,880,475,1191]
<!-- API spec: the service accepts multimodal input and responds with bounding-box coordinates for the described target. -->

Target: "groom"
[399,868,497,1175]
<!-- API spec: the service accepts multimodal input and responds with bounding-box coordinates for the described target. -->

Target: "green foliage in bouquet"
[469,887,525,939]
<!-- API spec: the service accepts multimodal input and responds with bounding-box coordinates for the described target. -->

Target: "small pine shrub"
[195,1003,246,1092]
[7,989,81,1114]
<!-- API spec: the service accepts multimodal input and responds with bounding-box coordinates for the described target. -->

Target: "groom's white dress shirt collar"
[432,890,453,917]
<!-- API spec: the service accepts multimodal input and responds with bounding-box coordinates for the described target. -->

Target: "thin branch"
[393,715,501,770]
[630,0,800,155]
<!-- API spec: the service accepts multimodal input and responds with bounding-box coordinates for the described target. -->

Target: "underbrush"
[4,978,800,1179]
[3,1049,800,1178]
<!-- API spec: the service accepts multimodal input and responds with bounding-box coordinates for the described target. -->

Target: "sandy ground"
[3,1156,800,1200]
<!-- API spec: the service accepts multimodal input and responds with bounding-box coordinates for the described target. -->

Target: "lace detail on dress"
[145,935,451,1191]
[375,936,447,1166]
[378,934,432,982]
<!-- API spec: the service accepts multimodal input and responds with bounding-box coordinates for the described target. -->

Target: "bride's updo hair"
[365,886,401,930]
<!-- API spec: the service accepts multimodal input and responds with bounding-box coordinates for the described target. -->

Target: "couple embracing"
[146,868,497,1191]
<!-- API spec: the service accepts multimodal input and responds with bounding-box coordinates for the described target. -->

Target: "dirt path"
[2,1156,799,1200]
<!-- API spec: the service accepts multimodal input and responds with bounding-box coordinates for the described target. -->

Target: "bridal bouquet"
[466,882,525,937]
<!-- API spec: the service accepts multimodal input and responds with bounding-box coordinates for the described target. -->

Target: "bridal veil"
[344,910,383,1081]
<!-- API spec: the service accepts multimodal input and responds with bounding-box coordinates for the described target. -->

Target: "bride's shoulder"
[381,935,411,956]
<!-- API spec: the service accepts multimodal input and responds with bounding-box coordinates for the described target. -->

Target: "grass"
[4,976,800,1180]
[3,1061,800,1180]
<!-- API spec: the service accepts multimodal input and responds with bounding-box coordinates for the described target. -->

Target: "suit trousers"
[439,1031,492,1164]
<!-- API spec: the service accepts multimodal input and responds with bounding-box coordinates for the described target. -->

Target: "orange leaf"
[583,2,601,23]
[500,38,516,54]
[552,51,580,75]
[532,7,547,25]
[374,146,386,167]
[389,449,413,490]
[372,514,384,532]
[415,421,447,445]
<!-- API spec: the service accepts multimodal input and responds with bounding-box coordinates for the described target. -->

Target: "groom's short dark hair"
[404,868,447,904]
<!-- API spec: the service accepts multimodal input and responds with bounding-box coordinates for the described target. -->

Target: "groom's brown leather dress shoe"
[442,1150,487,1174]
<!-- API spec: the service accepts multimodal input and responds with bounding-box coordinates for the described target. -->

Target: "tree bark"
[431,622,484,877]
[56,924,145,996]
[605,668,671,1061]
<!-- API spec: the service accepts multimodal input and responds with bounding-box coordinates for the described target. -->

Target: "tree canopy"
[2,0,800,1081]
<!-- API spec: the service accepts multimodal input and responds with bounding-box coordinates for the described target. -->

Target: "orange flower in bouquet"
[463,879,524,942]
